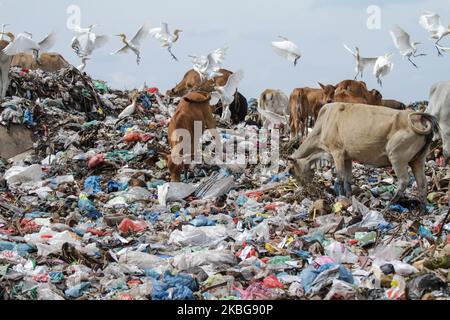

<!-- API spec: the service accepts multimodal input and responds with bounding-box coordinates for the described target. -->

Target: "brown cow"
[11,53,69,72]
[289,83,336,138]
[166,69,233,98]
[334,80,382,105]
[382,99,406,110]
[167,91,221,182]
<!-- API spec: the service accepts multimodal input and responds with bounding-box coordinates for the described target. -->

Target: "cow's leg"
[390,161,409,203]
[168,155,182,182]
[343,158,353,197]
[331,151,346,197]
[410,158,428,213]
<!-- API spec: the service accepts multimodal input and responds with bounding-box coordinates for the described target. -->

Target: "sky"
[0,0,449,103]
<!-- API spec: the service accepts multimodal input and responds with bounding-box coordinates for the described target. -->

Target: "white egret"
[118,92,140,119]
[190,47,227,80]
[111,22,151,65]
[343,44,378,79]
[373,54,394,87]
[2,31,56,63]
[149,22,182,61]
[77,57,90,72]
[71,24,109,58]
[271,36,301,66]
[419,11,450,56]
[210,70,244,122]
[390,24,426,68]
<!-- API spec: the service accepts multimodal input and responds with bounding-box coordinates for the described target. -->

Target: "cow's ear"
[318,82,325,89]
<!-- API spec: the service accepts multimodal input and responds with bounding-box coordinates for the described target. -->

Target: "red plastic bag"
[124,132,142,144]
[262,275,283,289]
[88,154,106,169]
[118,218,146,234]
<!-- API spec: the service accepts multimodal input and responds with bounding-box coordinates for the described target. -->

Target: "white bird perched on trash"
[149,22,182,61]
[190,47,227,80]
[77,57,90,72]
[390,24,426,68]
[210,70,244,123]
[271,36,301,66]
[111,22,151,65]
[2,31,56,63]
[71,24,109,58]
[118,92,140,119]
[343,44,378,80]
[373,54,394,87]
[419,11,450,56]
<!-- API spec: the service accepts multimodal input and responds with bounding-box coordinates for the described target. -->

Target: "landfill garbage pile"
[0,68,449,300]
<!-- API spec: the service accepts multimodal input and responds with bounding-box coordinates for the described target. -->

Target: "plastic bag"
[158,183,196,206]
[172,250,237,270]
[4,164,42,186]
[324,279,356,300]
[324,241,358,264]
[169,225,228,247]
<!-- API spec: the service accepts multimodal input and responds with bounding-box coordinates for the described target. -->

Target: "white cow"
[426,81,450,160]
[259,89,289,131]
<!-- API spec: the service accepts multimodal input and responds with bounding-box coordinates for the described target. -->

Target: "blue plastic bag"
[84,176,102,195]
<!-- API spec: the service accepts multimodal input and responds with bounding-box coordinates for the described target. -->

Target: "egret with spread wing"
[374,54,394,87]
[390,24,425,68]
[419,11,450,56]
[190,47,227,80]
[149,22,182,61]
[2,31,56,64]
[343,44,378,80]
[71,24,109,58]
[272,36,301,66]
[112,22,151,65]
[211,70,244,123]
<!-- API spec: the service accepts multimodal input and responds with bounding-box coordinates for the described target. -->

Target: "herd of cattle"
[165,68,450,213]
[3,54,450,212]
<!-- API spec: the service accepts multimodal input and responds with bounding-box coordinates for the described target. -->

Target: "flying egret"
[77,57,90,72]
[190,47,227,80]
[271,36,301,66]
[71,24,109,58]
[111,22,151,65]
[390,24,426,68]
[210,70,244,123]
[149,22,182,61]
[343,44,378,80]
[118,92,140,119]
[2,31,56,63]
[373,54,394,87]
[419,11,450,56]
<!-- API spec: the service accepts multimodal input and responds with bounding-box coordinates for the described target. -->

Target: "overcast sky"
[0,0,449,102]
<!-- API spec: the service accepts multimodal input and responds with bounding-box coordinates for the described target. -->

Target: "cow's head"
[369,89,383,105]
[318,83,336,104]
[288,157,314,184]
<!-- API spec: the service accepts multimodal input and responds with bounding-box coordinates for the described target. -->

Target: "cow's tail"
[409,112,441,161]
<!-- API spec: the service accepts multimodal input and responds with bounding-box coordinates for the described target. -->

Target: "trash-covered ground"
[0,67,449,300]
